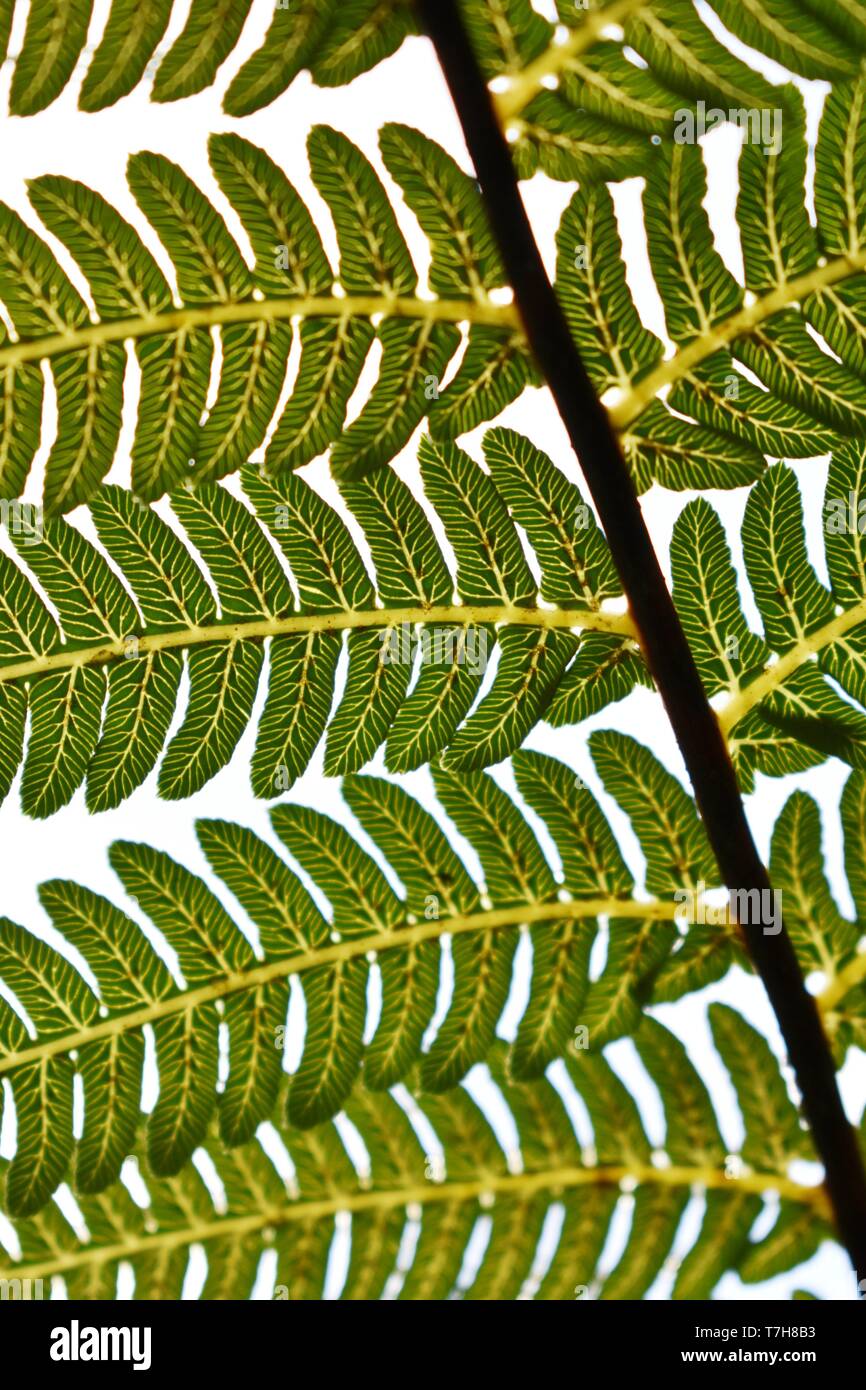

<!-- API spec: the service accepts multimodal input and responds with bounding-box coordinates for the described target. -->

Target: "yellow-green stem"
[611,253,866,431]
[819,950,866,1013]
[493,0,648,121]
[0,896,677,1076]
[1,1161,828,1284]
[0,295,520,368]
[718,597,866,734]
[0,603,637,685]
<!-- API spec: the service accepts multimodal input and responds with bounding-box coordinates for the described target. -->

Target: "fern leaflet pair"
[0,1018,837,1301]
[6,73,866,516]
[0,429,645,817]
[3,742,865,1221]
[0,123,532,510]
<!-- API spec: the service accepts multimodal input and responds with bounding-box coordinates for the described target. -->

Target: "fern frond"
[9,84,866,505]
[5,0,858,170]
[18,418,856,819]
[6,738,861,1219]
[497,0,856,179]
[0,1016,834,1300]
[3,0,418,117]
[0,743,704,1213]
[0,434,648,817]
[560,82,866,491]
[0,129,531,511]
[669,445,866,787]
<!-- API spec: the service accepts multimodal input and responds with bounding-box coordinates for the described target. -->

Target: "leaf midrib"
[0,602,634,685]
[1,1161,829,1285]
[0,295,518,368]
[493,0,649,122]
[610,247,866,429]
[0,897,677,1076]
[719,593,866,731]
[3,251,864,453]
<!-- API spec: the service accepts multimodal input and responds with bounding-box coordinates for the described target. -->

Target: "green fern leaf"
[556,181,662,398]
[9,0,92,117]
[222,1,338,116]
[0,742,760,1212]
[710,1004,813,1170]
[0,0,861,1310]
[0,131,531,509]
[589,729,715,893]
[0,431,645,814]
[671,497,769,698]
[151,0,253,103]
[78,0,173,112]
[307,0,418,89]
[661,448,866,789]
[504,0,785,181]
[0,0,856,172]
[709,0,855,79]
[10,742,858,1219]
[421,766,549,1090]
[0,1009,834,1298]
[460,0,553,79]
[552,79,866,490]
[510,748,631,1072]
[739,1203,833,1285]
[6,84,866,501]
[645,142,743,345]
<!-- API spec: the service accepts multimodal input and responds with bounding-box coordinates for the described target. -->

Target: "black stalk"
[416,0,866,1275]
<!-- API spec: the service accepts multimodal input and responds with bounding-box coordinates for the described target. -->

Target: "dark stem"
[416,0,866,1275]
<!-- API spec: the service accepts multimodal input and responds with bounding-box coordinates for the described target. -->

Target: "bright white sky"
[0,0,862,1300]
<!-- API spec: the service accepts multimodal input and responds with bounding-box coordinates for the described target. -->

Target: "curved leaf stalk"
[718,597,866,734]
[0,896,677,1077]
[0,294,518,369]
[609,250,866,431]
[820,954,866,1014]
[12,251,866,444]
[2,1163,829,1287]
[0,602,632,686]
[493,0,650,122]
